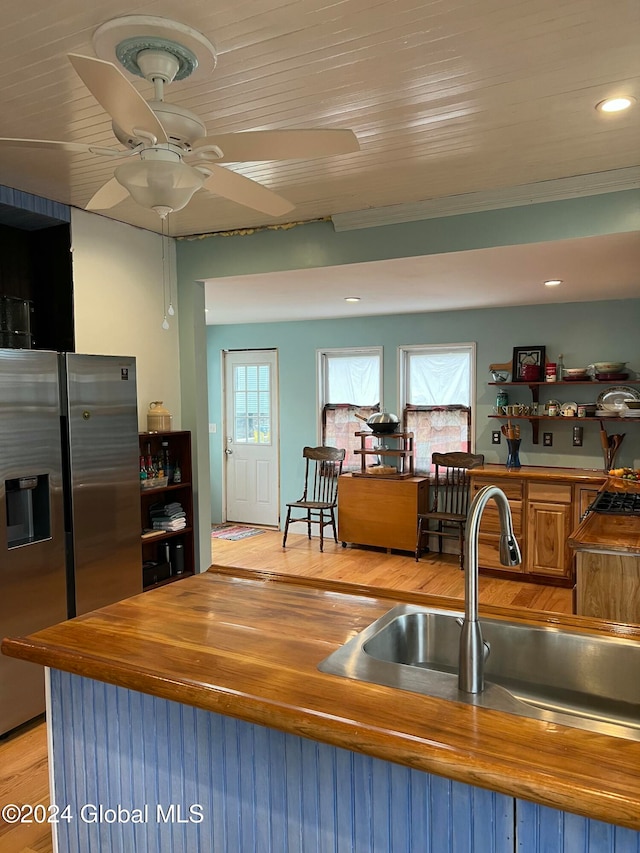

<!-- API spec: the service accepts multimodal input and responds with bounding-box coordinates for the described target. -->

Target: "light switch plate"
[543,432,553,447]
[572,426,583,447]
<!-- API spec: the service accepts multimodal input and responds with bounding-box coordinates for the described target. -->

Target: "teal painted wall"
[175,191,640,526]
[180,190,640,279]
[206,299,640,525]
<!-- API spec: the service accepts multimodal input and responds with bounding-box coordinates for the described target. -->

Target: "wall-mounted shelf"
[489,380,640,387]
[488,380,638,450]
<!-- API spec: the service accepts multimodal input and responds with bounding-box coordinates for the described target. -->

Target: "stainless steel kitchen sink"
[318,604,640,741]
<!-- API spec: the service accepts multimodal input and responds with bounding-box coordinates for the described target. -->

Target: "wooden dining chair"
[415,451,485,568]
[282,446,346,551]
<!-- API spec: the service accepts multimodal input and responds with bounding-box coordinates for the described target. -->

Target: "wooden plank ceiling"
[0,0,637,237]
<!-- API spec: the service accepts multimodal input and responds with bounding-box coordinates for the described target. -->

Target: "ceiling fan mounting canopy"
[92,15,218,82]
[116,38,199,83]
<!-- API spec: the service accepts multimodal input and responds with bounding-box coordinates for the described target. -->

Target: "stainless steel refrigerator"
[1,350,142,735]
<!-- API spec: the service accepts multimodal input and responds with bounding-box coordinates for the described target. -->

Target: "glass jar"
[496,390,509,409]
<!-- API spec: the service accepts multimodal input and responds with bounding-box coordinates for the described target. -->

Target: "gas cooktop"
[589,491,640,516]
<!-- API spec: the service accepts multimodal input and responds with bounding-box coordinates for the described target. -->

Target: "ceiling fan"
[0,16,360,221]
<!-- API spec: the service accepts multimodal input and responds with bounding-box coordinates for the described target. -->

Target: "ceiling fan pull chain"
[167,213,175,317]
[161,215,170,330]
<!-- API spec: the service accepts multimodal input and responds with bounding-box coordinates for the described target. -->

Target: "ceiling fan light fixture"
[114,151,205,216]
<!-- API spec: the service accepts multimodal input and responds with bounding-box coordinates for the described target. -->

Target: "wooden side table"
[338,473,429,552]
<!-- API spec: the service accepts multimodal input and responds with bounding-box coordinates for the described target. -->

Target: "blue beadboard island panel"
[516,801,640,853]
[50,670,513,853]
[48,670,640,853]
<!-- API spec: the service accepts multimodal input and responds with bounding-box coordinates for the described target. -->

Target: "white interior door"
[224,350,279,526]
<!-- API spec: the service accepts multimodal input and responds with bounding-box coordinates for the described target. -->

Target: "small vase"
[506,439,521,469]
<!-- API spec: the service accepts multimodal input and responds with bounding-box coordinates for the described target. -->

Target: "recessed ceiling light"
[344,296,361,302]
[596,96,635,113]
[544,279,563,287]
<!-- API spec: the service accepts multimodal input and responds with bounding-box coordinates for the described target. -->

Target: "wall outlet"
[572,425,583,447]
[492,430,501,444]
[543,432,553,447]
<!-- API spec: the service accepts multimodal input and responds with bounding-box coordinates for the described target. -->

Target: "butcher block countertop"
[569,477,640,556]
[4,568,640,829]
[470,463,607,483]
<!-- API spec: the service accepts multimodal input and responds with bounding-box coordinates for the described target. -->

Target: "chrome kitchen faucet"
[459,485,521,693]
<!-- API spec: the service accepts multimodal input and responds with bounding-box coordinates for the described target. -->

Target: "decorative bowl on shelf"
[490,370,510,382]
[564,368,590,381]
[592,361,627,373]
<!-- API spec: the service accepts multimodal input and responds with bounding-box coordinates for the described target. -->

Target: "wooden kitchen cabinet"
[526,501,573,578]
[338,473,429,552]
[574,484,601,527]
[472,477,525,574]
[470,467,606,584]
[526,481,573,578]
[575,551,640,622]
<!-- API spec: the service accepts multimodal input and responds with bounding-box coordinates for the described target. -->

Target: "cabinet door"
[573,486,602,528]
[526,501,573,578]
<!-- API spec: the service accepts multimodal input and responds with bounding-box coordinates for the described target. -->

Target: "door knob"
[225,448,233,455]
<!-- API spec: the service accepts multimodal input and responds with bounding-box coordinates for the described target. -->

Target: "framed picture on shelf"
[512,346,546,382]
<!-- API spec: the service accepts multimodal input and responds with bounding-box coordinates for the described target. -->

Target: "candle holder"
[506,438,521,469]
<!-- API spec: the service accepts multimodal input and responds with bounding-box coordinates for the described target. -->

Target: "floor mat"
[211,524,267,541]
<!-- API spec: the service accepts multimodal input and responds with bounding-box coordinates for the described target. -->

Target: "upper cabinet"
[0,189,73,352]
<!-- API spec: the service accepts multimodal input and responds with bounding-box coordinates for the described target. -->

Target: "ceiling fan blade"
[193,129,359,162]
[86,178,130,211]
[0,137,123,157]
[68,54,168,144]
[202,165,294,216]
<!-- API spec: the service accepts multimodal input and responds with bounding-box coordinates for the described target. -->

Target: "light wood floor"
[0,716,51,853]
[211,529,574,615]
[1,530,572,853]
